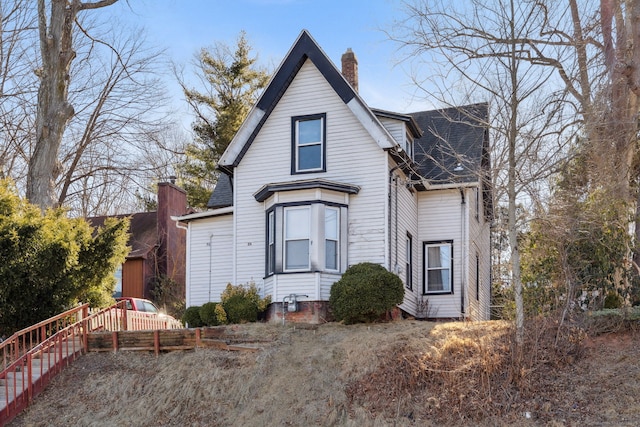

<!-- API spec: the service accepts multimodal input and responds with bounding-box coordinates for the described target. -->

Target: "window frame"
[284,206,311,272]
[291,113,326,174]
[423,240,453,295]
[266,210,276,275]
[264,202,347,277]
[406,233,413,290]
[325,206,340,271]
[475,253,480,301]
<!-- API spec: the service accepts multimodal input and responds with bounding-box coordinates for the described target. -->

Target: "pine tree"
[178,32,270,208]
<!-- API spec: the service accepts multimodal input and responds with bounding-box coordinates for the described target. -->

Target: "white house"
[175,30,492,323]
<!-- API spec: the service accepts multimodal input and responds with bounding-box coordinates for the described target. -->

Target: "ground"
[9,319,640,426]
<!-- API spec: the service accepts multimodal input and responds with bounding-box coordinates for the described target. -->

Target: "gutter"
[172,206,234,222]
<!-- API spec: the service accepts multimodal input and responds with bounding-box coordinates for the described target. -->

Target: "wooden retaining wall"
[87,327,270,355]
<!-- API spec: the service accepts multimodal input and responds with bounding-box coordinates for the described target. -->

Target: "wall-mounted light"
[453,163,464,172]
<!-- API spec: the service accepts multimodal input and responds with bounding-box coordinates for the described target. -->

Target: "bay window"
[265,202,345,276]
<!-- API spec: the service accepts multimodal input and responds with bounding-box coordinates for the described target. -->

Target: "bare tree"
[0,0,38,183]
[393,0,575,344]
[28,0,118,210]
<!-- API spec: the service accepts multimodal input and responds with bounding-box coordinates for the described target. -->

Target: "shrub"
[182,306,204,327]
[200,302,223,326]
[220,282,271,324]
[604,291,623,309]
[329,262,404,324]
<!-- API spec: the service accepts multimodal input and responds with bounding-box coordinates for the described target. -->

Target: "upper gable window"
[292,113,326,173]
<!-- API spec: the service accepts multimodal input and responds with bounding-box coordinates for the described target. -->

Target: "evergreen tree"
[0,179,129,335]
[178,32,270,208]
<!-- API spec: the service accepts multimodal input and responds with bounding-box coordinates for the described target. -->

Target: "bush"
[200,302,223,326]
[182,306,204,327]
[329,262,404,324]
[604,291,623,309]
[220,282,271,324]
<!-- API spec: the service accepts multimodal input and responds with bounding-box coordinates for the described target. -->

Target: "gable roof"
[88,212,157,259]
[218,30,397,174]
[410,103,489,184]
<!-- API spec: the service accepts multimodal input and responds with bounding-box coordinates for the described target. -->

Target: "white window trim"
[325,206,340,271]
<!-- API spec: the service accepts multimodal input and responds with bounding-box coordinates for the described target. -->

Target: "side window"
[292,114,326,173]
[325,207,339,271]
[424,241,453,294]
[406,233,413,290]
[266,210,275,275]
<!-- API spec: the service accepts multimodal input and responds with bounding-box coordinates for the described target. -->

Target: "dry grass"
[9,318,640,426]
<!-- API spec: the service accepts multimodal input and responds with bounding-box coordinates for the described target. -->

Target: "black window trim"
[422,240,454,295]
[406,232,413,290]
[291,113,327,174]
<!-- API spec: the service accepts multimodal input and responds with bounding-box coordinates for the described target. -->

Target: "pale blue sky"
[103,0,435,126]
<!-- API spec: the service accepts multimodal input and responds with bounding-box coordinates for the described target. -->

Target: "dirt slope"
[9,320,640,427]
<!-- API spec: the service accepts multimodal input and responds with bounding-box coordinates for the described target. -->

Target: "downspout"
[208,234,213,302]
[388,164,402,271]
[459,188,466,318]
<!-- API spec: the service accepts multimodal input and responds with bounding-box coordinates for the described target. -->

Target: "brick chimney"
[341,48,358,92]
[156,181,187,295]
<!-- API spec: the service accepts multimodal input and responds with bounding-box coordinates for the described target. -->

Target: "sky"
[101,0,435,129]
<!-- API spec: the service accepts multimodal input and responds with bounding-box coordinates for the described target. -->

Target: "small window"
[424,242,452,294]
[325,207,339,270]
[292,114,326,173]
[284,207,310,270]
[266,211,275,275]
[406,233,413,290]
[475,253,480,301]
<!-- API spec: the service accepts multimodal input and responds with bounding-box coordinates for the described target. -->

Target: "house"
[89,181,189,300]
[175,30,492,322]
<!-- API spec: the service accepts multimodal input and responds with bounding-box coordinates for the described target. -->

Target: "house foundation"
[266,301,332,324]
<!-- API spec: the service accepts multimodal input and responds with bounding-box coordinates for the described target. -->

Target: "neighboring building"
[89,181,188,300]
[175,30,492,322]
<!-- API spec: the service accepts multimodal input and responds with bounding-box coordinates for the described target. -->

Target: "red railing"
[0,301,183,425]
[0,304,89,373]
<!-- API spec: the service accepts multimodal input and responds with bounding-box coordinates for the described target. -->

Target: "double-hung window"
[292,114,326,173]
[325,207,339,271]
[406,233,413,290]
[284,207,310,271]
[424,241,452,294]
[266,211,275,275]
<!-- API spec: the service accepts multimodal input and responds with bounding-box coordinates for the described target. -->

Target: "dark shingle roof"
[87,212,157,259]
[410,103,488,184]
[207,173,233,209]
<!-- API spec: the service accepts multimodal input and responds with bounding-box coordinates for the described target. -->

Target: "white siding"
[466,186,491,321]
[388,163,420,316]
[417,189,465,319]
[378,117,405,145]
[186,214,234,307]
[233,59,389,301]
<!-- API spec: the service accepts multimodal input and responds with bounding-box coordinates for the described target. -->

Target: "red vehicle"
[116,297,163,314]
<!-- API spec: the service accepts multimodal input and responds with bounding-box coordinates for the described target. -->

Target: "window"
[266,211,275,275]
[265,203,346,276]
[285,207,310,270]
[424,242,452,294]
[406,233,413,290]
[325,207,339,270]
[292,114,326,173]
[475,253,480,301]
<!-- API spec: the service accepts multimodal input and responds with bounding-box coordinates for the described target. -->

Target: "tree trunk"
[27,0,118,210]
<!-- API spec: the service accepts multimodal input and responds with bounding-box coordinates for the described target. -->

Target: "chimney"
[341,48,358,92]
[156,181,187,294]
